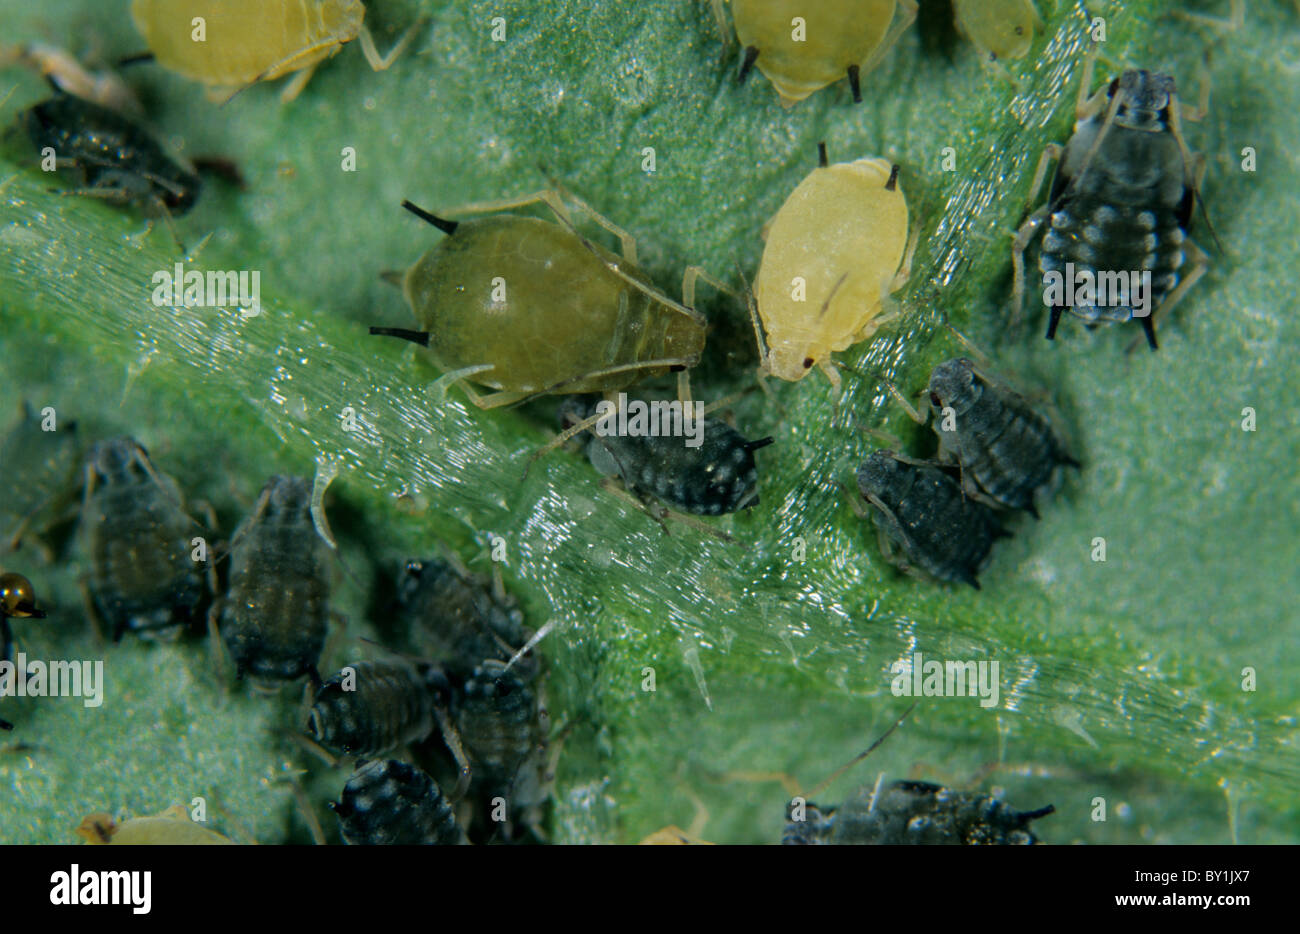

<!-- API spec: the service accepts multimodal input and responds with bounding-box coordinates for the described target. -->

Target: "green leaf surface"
[1,0,1297,844]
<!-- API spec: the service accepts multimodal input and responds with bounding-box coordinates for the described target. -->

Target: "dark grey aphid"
[559,397,773,516]
[219,475,331,688]
[784,779,1054,845]
[21,90,200,218]
[395,557,536,683]
[856,450,1005,589]
[1015,65,1207,350]
[781,800,834,846]
[927,358,1079,516]
[0,402,80,558]
[0,571,46,731]
[332,758,465,846]
[80,438,205,641]
[307,658,452,757]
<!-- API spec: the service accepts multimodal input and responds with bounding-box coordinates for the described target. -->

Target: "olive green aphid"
[922,358,1079,516]
[952,0,1041,62]
[0,402,80,559]
[219,475,331,689]
[333,758,466,845]
[1,571,47,731]
[81,438,205,641]
[855,450,1006,589]
[716,0,918,106]
[76,805,235,845]
[307,658,449,757]
[750,147,912,395]
[130,0,420,103]
[784,780,1054,845]
[370,193,709,409]
[394,557,537,683]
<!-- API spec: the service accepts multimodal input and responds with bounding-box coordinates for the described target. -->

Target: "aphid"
[713,0,918,107]
[786,779,1055,845]
[394,557,537,684]
[332,758,465,845]
[129,0,422,103]
[75,805,236,844]
[1012,50,1210,350]
[1,571,46,732]
[370,190,713,409]
[952,0,1041,63]
[749,145,913,396]
[855,449,1006,589]
[894,358,1079,516]
[20,91,201,227]
[457,659,549,841]
[80,439,206,641]
[0,402,80,559]
[556,396,773,516]
[217,475,332,689]
[306,658,452,757]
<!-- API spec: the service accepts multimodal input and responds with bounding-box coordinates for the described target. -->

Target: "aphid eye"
[929,392,943,407]
[1014,26,1024,35]
[802,357,814,369]
[1108,78,1120,96]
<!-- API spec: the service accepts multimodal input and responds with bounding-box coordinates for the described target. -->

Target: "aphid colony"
[0,407,551,844]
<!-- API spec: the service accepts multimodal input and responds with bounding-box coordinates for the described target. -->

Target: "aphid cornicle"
[952,0,1041,63]
[130,0,422,103]
[332,758,466,845]
[1012,51,1210,350]
[394,557,537,684]
[715,0,918,106]
[750,145,913,396]
[20,91,201,221]
[0,402,80,559]
[80,439,206,642]
[557,397,773,516]
[904,358,1079,517]
[855,450,1006,589]
[307,658,451,757]
[1,571,47,732]
[75,805,236,845]
[218,475,332,689]
[785,780,1055,845]
[369,191,713,409]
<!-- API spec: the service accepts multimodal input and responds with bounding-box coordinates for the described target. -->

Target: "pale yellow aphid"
[130,0,422,103]
[952,0,1042,62]
[749,146,914,396]
[712,0,918,107]
[76,805,237,845]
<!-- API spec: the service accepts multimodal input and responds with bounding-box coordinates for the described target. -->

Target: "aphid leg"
[77,576,110,647]
[884,381,929,426]
[1125,238,1209,354]
[599,476,735,543]
[283,728,346,769]
[355,16,430,72]
[1172,0,1244,34]
[708,0,732,60]
[1010,203,1050,330]
[855,0,919,83]
[522,407,607,480]
[276,64,318,102]
[434,705,473,801]
[281,772,329,845]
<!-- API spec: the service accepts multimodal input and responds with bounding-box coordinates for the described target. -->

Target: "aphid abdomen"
[334,759,465,845]
[308,660,436,756]
[781,802,836,845]
[830,780,1052,845]
[457,662,539,798]
[404,217,703,395]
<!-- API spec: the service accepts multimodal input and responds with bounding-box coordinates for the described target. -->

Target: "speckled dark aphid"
[0,402,80,558]
[1,571,47,731]
[923,358,1079,516]
[558,397,773,516]
[1013,53,1209,350]
[218,475,331,688]
[20,90,200,219]
[307,658,451,757]
[332,758,465,846]
[786,780,1054,845]
[855,450,1006,589]
[80,438,205,641]
[395,557,537,683]
[781,800,834,845]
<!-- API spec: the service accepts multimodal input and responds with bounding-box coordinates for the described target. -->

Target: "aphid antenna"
[368,325,429,346]
[737,44,760,83]
[522,403,605,481]
[804,702,918,799]
[400,198,459,235]
[734,260,773,372]
[116,51,155,68]
[502,618,556,675]
[817,141,829,168]
[1018,803,1057,822]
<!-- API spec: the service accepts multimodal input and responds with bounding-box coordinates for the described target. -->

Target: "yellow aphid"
[715,0,918,106]
[952,0,1042,62]
[639,825,715,845]
[130,0,421,102]
[750,147,914,394]
[76,806,236,845]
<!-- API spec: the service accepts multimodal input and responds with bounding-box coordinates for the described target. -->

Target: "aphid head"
[767,342,823,383]
[259,475,312,524]
[0,572,45,619]
[1109,70,1177,130]
[88,437,150,485]
[855,450,907,503]
[927,358,981,416]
